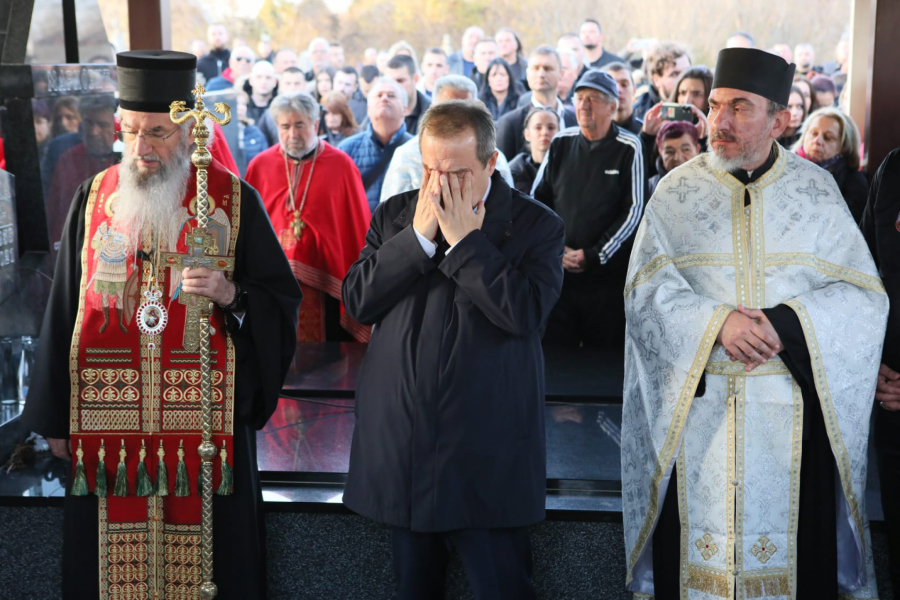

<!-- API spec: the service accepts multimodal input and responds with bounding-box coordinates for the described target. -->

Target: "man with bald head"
[339,77,412,213]
[272,48,297,74]
[794,43,820,77]
[305,37,331,85]
[244,60,279,122]
[381,75,515,202]
[343,98,564,600]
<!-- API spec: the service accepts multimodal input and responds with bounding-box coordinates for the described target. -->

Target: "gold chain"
[282,141,320,219]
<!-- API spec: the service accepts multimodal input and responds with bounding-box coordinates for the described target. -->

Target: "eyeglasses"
[115,128,180,146]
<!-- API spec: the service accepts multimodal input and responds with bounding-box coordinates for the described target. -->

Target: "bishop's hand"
[717,305,781,372]
[181,267,235,307]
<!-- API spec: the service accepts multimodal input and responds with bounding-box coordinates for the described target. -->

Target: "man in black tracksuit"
[532,70,645,349]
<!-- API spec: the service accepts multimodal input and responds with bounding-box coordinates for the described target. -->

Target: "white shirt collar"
[531,95,566,123]
[481,178,492,207]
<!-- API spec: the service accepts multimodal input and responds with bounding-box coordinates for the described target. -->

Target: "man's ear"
[486,150,498,176]
[769,108,791,140]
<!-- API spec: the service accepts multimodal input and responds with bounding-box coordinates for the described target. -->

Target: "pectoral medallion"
[136,287,168,337]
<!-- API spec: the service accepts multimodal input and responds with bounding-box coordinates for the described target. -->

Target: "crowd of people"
[6,16,898,600]
[178,23,896,600]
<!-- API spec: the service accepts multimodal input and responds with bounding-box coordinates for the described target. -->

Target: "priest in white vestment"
[622,48,889,599]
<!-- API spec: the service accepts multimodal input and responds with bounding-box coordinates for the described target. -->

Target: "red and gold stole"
[68,159,241,599]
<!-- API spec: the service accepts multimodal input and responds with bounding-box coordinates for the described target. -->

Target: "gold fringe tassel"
[744,573,790,598]
[95,440,107,497]
[156,440,168,497]
[685,567,729,597]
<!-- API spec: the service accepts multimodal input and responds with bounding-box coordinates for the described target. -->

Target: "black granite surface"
[0,508,892,599]
[282,342,625,402]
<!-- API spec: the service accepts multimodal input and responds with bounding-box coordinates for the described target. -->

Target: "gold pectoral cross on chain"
[160,228,235,351]
[293,211,306,239]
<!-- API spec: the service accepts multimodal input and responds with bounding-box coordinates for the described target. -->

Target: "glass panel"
[257,396,624,484]
[26,0,114,64]
[32,64,119,261]
[0,171,18,304]
[202,89,244,175]
[258,396,355,473]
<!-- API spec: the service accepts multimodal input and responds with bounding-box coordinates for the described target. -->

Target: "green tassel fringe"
[197,468,203,497]
[71,458,89,496]
[135,460,153,497]
[174,458,190,497]
[113,460,128,497]
[217,460,233,496]
[156,457,168,497]
[95,459,107,497]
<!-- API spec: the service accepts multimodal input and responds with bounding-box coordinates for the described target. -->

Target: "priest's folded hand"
[181,267,235,306]
[717,306,781,372]
[413,168,440,242]
[432,172,485,246]
[876,363,900,409]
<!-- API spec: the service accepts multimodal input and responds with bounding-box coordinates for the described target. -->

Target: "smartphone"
[660,102,696,123]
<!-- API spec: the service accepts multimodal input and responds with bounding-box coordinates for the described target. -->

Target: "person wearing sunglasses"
[206,44,256,92]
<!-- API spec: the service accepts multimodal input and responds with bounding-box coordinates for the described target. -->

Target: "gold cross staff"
[160,229,235,352]
[166,82,231,600]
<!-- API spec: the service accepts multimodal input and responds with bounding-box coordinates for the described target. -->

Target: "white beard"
[706,147,748,173]
[114,141,191,251]
[707,120,776,174]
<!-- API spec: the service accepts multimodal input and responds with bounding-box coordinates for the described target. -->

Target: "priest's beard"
[114,140,191,251]
[707,120,775,173]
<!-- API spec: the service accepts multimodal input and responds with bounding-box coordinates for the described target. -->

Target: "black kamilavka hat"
[117,50,197,113]
[711,48,796,106]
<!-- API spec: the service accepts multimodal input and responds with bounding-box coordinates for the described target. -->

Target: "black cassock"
[20,175,302,600]
[652,150,841,599]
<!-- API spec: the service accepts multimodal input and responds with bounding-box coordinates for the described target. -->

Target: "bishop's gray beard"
[114,142,191,251]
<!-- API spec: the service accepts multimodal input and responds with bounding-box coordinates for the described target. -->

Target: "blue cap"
[574,69,619,99]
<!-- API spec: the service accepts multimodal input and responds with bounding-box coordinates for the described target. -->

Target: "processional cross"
[160,82,231,600]
[160,84,234,352]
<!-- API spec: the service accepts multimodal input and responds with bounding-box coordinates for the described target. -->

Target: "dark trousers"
[542,280,625,350]
[876,406,900,594]
[391,526,536,600]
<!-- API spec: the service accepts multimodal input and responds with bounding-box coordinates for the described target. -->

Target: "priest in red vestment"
[246,91,371,342]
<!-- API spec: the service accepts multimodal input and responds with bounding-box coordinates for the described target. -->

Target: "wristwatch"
[218,281,247,312]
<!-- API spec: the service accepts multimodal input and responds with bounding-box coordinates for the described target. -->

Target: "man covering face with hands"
[341,100,565,600]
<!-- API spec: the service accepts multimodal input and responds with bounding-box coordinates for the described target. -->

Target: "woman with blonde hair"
[387,40,420,74]
[319,91,359,146]
[794,106,867,221]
